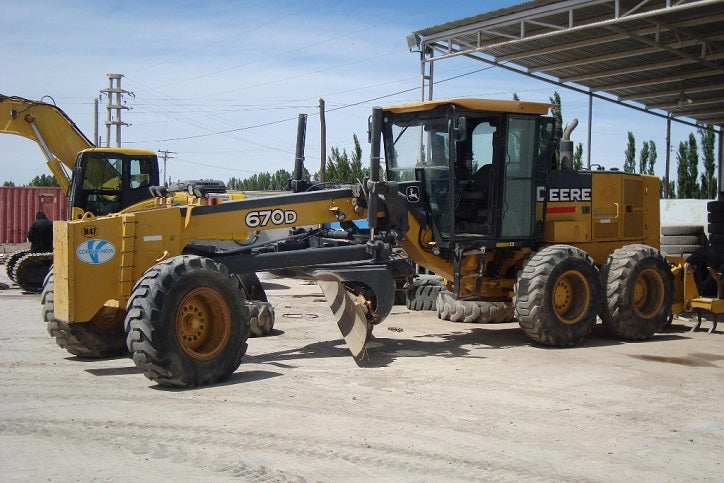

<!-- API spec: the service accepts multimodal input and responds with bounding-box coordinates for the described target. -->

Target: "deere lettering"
[537,187,591,202]
[76,239,116,264]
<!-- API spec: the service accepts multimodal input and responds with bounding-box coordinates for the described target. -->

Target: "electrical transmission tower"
[100,73,134,147]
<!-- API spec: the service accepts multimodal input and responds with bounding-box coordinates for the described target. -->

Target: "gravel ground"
[0,265,722,481]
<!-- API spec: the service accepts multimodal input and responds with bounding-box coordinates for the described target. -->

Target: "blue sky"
[1,0,705,186]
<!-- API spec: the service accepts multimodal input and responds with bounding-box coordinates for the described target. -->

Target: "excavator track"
[5,250,31,282]
[12,252,53,293]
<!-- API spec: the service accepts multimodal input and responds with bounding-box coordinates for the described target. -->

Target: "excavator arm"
[0,94,94,193]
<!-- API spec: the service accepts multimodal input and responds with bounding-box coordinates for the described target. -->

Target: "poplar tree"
[623,132,636,173]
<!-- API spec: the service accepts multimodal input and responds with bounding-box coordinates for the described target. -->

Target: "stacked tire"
[406,275,445,311]
[707,200,724,255]
[436,291,514,323]
[659,225,708,258]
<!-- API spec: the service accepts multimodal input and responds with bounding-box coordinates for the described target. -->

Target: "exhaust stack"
[560,118,578,170]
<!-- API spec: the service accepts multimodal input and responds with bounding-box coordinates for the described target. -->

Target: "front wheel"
[514,245,601,346]
[125,255,250,387]
[600,244,673,340]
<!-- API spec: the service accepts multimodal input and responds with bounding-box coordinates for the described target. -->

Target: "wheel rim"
[175,287,231,361]
[632,268,665,319]
[552,269,590,325]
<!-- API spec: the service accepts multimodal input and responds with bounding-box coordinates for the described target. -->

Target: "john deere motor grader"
[45,97,674,387]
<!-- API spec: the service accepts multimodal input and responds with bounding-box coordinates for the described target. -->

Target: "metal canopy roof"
[409,0,724,129]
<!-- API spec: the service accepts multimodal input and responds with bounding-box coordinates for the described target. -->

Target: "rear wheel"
[42,270,127,357]
[514,245,600,346]
[600,244,673,340]
[125,255,249,387]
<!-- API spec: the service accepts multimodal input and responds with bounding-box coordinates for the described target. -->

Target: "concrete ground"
[0,265,722,481]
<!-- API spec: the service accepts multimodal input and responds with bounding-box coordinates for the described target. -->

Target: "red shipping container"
[0,186,67,243]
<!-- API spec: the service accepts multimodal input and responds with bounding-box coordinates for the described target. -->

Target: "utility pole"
[93,97,99,146]
[319,98,326,182]
[157,150,176,186]
[100,73,133,147]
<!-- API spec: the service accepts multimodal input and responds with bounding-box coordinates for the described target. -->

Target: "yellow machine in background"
[45,98,681,387]
[1,94,243,291]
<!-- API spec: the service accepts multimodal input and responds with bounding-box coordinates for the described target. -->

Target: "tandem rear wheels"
[513,244,673,347]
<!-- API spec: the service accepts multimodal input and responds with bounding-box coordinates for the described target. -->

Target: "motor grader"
[44,97,676,387]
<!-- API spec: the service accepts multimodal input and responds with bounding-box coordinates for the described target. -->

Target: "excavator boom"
[0,95,94,193]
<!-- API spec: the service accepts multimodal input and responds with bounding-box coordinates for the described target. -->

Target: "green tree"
[2,180,15,186]
[325,135,368,183]
[573,143,583,171]
[638,140,649,175]
[687,133,700,199]
[549,91,562,127]
[676,141,689,198]
[647,140,657,175]
[228,167,309,191]
[28,174,59,187]
[623,132,636,173]
[676,134,701,198]
[662,178,675,199]
[699,126,717,199]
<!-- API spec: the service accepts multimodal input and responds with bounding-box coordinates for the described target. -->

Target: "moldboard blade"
[316,277,369,358]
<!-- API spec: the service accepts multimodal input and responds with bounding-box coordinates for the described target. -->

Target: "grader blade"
[315,275,370,358]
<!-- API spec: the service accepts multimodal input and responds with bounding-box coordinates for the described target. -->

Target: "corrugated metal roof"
[411,0,724,128]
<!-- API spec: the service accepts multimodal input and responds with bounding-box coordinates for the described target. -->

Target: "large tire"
[5,250,30,282]
[234,272,275,337]
[42,271,127,357]
[707,200,724,213]
[125,255,249,387]
[708,201,724,255]
[659,245,703,256]
[659,235,701,246]
[514,245,601,346]
[436,291,514,323]
[406,275,444,311]
[660,225,705,237]
[600,244,673,340]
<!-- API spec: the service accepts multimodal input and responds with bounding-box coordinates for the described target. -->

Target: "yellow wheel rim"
[552,270,590,325]
[175,287,231,360]
[632,268,664,319]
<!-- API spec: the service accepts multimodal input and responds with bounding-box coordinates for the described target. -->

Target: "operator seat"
[457,163,492,234]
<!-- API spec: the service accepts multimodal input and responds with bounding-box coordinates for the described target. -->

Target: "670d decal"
[245,209,298,228]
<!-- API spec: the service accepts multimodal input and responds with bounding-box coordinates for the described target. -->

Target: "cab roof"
[383,98,552,115]
[80,147,157,156]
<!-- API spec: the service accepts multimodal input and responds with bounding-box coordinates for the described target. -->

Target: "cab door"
[499,116,554,240]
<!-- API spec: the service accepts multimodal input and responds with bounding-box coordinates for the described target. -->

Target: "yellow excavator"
[43,97,700,388]
[1,94,235,291]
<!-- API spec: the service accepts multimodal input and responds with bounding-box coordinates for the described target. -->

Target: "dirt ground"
[0,264,722,482]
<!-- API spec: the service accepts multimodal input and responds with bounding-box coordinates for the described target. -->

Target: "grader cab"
[45,98,675,387]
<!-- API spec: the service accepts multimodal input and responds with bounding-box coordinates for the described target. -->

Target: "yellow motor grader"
[45,97,679,387]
